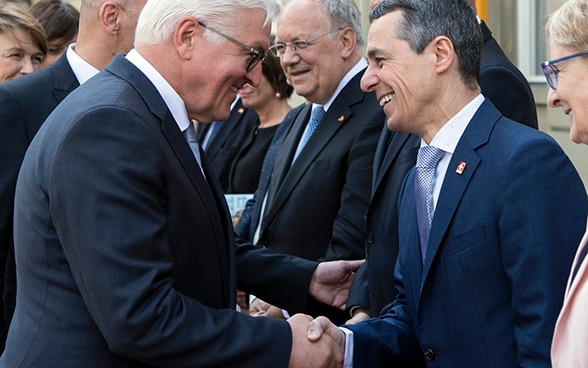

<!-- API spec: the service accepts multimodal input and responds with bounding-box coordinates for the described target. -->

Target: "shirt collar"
[125,49,191,131]
[66,43,99,85]
[320,58,368,112]
[425,94,485,154]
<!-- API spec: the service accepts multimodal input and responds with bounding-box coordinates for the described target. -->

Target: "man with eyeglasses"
[244,0,384,325]
[1,0,362,366]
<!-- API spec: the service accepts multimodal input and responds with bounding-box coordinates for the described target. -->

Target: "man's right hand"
[287,314,344,368]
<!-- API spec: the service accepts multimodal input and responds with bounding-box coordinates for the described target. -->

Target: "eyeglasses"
[268,30,338,57]
[198,21,265,72]
[541,49,588,90]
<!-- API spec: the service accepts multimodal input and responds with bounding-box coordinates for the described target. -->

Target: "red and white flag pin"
[456,161,466,174]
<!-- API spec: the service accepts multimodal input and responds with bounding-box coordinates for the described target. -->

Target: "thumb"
[307,316,329,342]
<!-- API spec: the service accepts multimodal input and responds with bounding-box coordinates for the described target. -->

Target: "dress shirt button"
[423,348,435,361]
[366,233,375,244]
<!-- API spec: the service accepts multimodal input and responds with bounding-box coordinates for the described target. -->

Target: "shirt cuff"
[340,327,354,368]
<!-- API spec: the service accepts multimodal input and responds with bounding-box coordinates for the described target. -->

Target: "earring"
[275,92,281,98]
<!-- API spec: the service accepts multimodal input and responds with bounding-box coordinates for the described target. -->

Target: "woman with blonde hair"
[545,0,588,366]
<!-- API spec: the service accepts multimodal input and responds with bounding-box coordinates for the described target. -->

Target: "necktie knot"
[417,145,445,169]
[183,123,198,143]
[304,106,325,144]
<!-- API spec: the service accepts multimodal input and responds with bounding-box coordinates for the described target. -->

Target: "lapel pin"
[337,115,345,122]
[456,161,466,175]
[238,108,244,114]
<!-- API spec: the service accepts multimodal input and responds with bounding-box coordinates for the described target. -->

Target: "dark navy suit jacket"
[1,54,317,367]
[346,100,587,367]
[197,98,259,191]
[347,21,539,318]
[0,53,79,350]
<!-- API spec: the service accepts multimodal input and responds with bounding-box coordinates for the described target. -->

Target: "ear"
[100,2,120,35]
[430,36,454,74]
[339,27,357,59]
[173,17,198,60]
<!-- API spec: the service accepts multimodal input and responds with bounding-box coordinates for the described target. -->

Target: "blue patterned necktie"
[415,145,445,262]
[292,106,325,163]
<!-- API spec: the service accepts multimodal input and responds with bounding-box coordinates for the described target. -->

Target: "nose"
[547,87,559,108]
[280,46,300,67]
[245,63,263,88]
[19,58,35,75]
[360,65,379,93]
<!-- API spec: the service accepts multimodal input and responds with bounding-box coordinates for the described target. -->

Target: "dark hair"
[371,0,482,87]
[30,0,79,44]
[263,35,293,99]
[0,3,48,56]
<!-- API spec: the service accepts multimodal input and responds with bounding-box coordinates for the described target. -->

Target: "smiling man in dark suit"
[346,0,539,323]
[246,0,384,324]
[0,0,146,352]
[1,0,360,366]
[305,0,587,365]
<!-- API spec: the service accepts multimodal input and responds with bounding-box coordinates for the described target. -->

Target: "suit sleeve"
[345,261,370,315]
[50,107,293,367]
[0,87,28,344]
[493,134,586,365]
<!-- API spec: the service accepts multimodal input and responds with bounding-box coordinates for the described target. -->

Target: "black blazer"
[479,21,538,128]
[258,69,384,323]
[0,53,79,350]
[2,54,317,367]
[197,98,259,191]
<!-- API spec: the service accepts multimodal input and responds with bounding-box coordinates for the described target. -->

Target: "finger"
[341,259,365,272]
[307,316,330,341]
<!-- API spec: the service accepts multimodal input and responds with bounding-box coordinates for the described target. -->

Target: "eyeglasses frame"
[198,21,265,72]
[268,29,341,57]
[541,49,588,90]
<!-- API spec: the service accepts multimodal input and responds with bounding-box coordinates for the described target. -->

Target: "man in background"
[0,0,146,351]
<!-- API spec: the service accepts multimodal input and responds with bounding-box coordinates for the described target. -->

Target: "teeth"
[379,94,393,107]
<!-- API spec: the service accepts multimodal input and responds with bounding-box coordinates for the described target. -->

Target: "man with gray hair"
[1,0,356,366]
[0,0,146,353]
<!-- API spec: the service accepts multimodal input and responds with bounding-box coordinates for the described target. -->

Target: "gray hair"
[370,0,481,86]
[283,0,365,49]
[135,0,282,45]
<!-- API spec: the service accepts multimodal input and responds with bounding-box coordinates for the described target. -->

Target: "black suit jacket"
[1,54,317,367]
[197,98,259,191]
[0,53,79,349]
[480,21,537,128]
[258,69,383,323]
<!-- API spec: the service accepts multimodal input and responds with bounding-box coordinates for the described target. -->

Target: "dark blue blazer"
[197,98,259,191]
[347,100,588,367]
[2,54,317,367]
[347,21,539,318]
[0,53,79,350]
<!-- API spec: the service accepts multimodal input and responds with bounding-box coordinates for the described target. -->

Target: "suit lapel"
[107,55,234,304]
[263,71,366,229]
[204,99,247,159]
[420,100,497,290]
[50,53,80,103]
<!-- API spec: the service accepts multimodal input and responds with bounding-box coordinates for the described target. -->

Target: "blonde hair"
[546,0,588,52]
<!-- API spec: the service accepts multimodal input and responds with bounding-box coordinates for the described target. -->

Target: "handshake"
[279,259,366,368]
[287,313,346,368]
